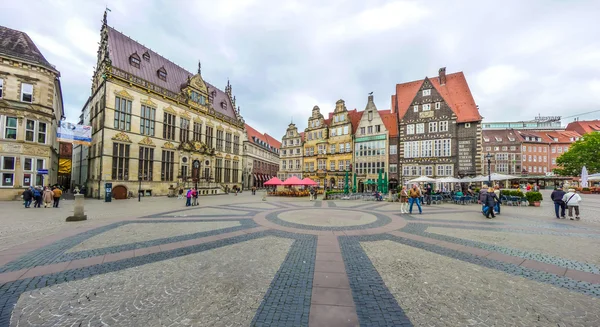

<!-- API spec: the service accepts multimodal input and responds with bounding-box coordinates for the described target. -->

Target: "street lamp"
[486,152,492,186]
[138,174,144,202]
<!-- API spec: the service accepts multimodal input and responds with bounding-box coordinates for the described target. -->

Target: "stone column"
[66,194,87,221]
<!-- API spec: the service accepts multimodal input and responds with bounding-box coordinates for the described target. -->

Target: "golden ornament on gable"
[163,142,175,149]
[140,97,157,107]
[114,89,134,100]
[163,106,177,115]
[138,136,155,147]
[111,131,132,143]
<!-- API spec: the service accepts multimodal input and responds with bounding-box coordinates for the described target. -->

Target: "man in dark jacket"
[22,187,33,208]
[484,186,498,218]
[550,187,566,219]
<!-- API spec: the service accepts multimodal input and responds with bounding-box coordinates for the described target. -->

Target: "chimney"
[438,67,446,85]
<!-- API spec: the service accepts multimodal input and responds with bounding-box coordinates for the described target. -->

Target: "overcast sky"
[2,0,599,139]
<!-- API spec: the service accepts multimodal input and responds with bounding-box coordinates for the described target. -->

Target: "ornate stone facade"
[0,26,64,200]
[83,12,245,198]
[278,122,303,181]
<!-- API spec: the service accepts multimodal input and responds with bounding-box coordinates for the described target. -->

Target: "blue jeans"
[186,197,191,206]
[24,200,31,208]
[554,202,565,218]
[409,197,422,214]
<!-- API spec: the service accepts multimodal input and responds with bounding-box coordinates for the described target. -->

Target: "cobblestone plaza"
[1,191,600,326]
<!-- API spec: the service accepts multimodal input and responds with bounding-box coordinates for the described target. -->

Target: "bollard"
[66,194,87,221]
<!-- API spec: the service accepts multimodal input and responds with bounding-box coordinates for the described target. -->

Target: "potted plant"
[581,187,591,194]
[525,191,543,207]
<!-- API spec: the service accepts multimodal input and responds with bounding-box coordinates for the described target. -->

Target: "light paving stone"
[328,201,368,208]
[278,209,377,227]
[165,207,249,217]
[10,236,293,327]
[229,202,279,210]
[428,227,600,267]
[67,221,241,253]
[362,240,600,327]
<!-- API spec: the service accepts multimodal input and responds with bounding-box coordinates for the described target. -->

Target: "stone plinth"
[66,194,87,221]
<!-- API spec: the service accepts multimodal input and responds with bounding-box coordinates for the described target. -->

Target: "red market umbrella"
[301,178,318,186]
[264,177,283,186]
[282,176,305,186]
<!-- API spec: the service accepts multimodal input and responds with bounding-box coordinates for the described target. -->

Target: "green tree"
[553,132,600,176]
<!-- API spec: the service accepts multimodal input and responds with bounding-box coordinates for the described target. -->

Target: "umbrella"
[301,178,317,186]
[437,177,463,183]
[490,173,520,181]
[264,177,283,186]
[589,175,600,181]
[344,171,349,194]
[581,166,589,188]
[407,176,436,183]
[282,176,305,186]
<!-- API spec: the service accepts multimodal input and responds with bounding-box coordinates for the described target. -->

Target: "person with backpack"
[550,186,566,219]
[562,188,582,220]
[408,184,422,214]
[33,187,42,208]
[22,187,33,208]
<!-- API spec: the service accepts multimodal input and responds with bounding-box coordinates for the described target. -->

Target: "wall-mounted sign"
[419,111,434,119]
[458,140,475,174]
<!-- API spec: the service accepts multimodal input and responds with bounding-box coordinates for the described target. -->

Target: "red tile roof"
[299,132,305,142]
[106,26,239,121]
[565,120,600,135]
[245,124,280,152]
[380,111,398,137]
[515,130,554,143]
[394,71,482,123]
[543,130,582,143]
[348,109,363,134]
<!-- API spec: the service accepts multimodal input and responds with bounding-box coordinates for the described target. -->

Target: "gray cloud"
[1,0,599,139]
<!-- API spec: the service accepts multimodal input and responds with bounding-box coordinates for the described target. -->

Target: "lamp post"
[486,152,492,186]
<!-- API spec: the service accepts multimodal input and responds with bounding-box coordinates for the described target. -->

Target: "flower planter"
[581,191,592,194]
[533,201,541,207]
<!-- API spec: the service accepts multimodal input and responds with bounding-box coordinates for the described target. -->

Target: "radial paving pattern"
[1,195,600,327]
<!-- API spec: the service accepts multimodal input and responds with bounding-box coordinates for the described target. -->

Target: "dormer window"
[483,137,490,142]
[495,137,502,142]
[142,51,150,61]
[211,90,217,97]
[157,67,167,81]
[220,101,227,109]
[422,89,431,96]
[129,53,141,68]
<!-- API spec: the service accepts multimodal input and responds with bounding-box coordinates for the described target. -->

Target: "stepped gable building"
[243,124,280,189]
[278,122,303,181]
[303,105,329,187]
[324,100,353,189]
[85,12,245,199]
[394,67,482,181]
[0,26,64,200]
[354,94,389,192]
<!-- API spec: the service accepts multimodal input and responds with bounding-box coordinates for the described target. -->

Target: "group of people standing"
[398,184,425,214]
[179,187,199,206]
[22,186,63,208]
[551,187,583,220]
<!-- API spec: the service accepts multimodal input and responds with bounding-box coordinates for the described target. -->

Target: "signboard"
[37,169,49,175]
[419,111,434,119]
[355,134,386,143]
[57,122,92,146]
[457,140,475,174]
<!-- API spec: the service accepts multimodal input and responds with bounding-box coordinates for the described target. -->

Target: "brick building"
[481,129,522,175]
[243,124,280,188]
[565,120,600,135]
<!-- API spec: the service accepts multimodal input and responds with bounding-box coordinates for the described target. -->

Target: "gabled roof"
[515,130,554,143]
[544,130,582,143]
[482,129,521,143]
[380,110,398,137]
[106,26,238,120]
[0,25,55,70]
[394,71,481,123]
[348,109,363,134]
[245,124,280,153]
[565,120,600,135]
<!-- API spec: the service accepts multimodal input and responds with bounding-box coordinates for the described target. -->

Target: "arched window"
[157,67,167,81]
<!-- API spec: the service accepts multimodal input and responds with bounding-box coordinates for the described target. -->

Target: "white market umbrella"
[490,173,520,181]
[406,176,436,184]
[589,175,600,181]
[581,166,589,188]
[437,177,463,183]
[470,175,489,182]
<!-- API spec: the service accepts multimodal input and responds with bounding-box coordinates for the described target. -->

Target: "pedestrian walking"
[562,188,582,220]
[425,184,432,205]
[43,187,53,208]
[484,186,498,219]
[192,187,198,206]
[33,187,42,208]
[551,186,566,219]
[400,186,409,214]
[478,185,489,214]
[22,187,33,208]
[185,188,192,207]
[178,188,184,199]
[493,185,501,215]
[52,186,63,208]
[252,186,256,195]
[408,184,422,214]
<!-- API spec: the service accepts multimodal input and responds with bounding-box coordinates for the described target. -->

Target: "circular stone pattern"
[266,209,392,231]
[279,209,378,227]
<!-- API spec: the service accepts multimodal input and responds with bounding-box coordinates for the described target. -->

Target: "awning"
[253,174,258,181]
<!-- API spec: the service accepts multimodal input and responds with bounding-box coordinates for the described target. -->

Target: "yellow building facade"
[0,26,64,200]
[302,106,328,186]
[325,100,353,189]
[85,13,245,199]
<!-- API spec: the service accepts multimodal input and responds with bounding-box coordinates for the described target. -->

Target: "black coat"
[551,190,566,203]
[22,189,32,201]
[485,192,498,207]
